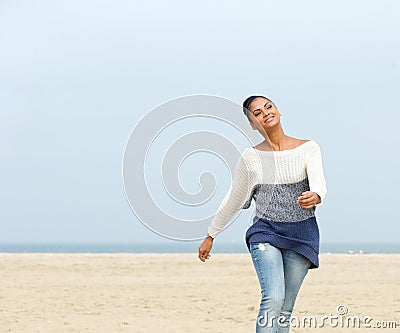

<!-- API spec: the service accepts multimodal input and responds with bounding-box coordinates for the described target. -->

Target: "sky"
[1,0,399,246]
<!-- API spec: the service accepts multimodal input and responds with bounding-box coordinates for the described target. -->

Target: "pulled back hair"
[242,95,273,121]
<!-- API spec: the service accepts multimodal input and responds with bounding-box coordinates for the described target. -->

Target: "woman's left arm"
[305,141,327,207]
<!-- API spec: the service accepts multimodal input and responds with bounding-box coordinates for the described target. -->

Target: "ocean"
[0,242,399,254]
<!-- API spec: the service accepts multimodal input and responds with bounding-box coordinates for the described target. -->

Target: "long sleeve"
[306,142,327,207]
[207,153,255,238]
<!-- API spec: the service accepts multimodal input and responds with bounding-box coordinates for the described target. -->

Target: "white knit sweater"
[207,140,327,238]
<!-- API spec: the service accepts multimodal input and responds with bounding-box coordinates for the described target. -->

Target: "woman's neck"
[264,126,287,150]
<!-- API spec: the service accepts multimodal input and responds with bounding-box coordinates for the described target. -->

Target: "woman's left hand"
[297,191,321,208]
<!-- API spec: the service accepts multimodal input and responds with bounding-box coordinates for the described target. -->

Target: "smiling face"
[248,97,281,131]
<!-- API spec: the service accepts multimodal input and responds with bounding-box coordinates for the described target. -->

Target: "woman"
[198,95,327,333]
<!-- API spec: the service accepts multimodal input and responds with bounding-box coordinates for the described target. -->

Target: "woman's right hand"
[198,235,214,262]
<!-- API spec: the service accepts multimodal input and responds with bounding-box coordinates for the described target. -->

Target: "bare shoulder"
[253,142,266,150]
[252,138,313,151]
[287,137,311,149]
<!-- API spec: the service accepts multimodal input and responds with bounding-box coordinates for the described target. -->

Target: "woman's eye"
[255,113,261,116]
[267,105,272,109]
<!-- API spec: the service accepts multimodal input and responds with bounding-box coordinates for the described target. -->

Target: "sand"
[1,253,399,333]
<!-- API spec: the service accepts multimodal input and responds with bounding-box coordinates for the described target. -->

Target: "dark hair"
[242,95,273,121]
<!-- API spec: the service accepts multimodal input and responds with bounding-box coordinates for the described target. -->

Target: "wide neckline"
[251,140,313,153]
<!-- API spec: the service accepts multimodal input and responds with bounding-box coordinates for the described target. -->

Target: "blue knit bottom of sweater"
[245,216,320,269]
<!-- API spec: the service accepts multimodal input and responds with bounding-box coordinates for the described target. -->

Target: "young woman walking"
[198,95,327,333]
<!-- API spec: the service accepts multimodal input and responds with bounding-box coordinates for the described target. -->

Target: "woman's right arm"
[198,152,255,262]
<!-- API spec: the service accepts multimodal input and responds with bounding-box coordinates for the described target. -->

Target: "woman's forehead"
[250,97,272,110]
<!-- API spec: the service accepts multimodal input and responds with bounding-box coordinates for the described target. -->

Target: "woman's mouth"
[264,116,274,123]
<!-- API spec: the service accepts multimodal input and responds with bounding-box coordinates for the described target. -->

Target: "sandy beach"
[1,253,399,333]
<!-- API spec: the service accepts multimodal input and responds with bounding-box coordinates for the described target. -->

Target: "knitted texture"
[207,140,327,269]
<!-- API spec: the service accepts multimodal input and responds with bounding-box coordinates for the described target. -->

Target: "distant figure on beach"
[198,95,327,333]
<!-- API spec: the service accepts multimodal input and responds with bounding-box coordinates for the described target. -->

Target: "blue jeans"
[249,242,311,333]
